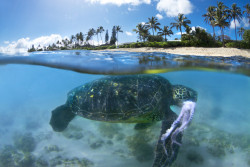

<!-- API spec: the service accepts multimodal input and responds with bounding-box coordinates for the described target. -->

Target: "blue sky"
[0,0,249,53]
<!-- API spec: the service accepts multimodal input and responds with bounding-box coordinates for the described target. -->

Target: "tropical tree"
[202,6,216,39]
[96,28,100,46]
[70,35,76,44]
[110,26,117,45]
[214,2,230,47]
[243,3,250,23]
[238,27,245,40]
[171,13,191,37]
[115,26,123,47]
[86,28,96,45]
[98,26,105,45]
[147,17,161,36]
[105,30,109,44]
[157,26,173,41]
[229,3,242,42]
[133,23,149,42]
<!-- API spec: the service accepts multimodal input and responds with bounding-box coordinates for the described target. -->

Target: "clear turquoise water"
[0,51,249,167]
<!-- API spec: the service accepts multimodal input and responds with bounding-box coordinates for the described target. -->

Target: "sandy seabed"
[108,47,250,58]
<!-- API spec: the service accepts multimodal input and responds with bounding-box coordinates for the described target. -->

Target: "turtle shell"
[66,75,173,123]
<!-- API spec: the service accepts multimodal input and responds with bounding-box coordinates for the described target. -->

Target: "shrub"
[147,35,163,42]
[243,29,250,44]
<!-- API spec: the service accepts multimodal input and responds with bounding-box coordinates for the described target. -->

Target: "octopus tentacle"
[161,101,196,157]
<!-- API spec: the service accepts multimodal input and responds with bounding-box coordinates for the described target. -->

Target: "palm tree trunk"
[100,33,103,45]
[165,35,166,41]
[234,19,237,42]
[152,28,154,36]
[212,26,215,40]
[221,28,225,47]
[180,27,182,38]
[97,34,99,46]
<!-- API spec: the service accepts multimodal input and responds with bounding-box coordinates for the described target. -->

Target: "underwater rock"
[62,124,84,140]
[98,123,121,139]
[186,150,204,164]
[0,145,22,167]
[0,145,36,167]
[90,139,104,149]
[35,156,49,167]
[126,132,154,162]
[13,132,36,153]
[50,156,94,167]
[19,153,36,167]
[44,145,62,153]
[106,140,113,145]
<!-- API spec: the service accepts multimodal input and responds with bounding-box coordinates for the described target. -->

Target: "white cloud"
[0,34,63,55]
[175,32,186,35]
[126,31,133,36]
[230,20,240,29]
[242,17,250,28]
[141,22,146,25]
[86,0,151,6]
[156,14,163,20]
[156,0,193,17]
[191,26,206,31]
[4,41,10,45]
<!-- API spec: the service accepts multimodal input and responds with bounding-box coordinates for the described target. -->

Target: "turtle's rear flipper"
[50,104,75,132]
[152,111,182,167]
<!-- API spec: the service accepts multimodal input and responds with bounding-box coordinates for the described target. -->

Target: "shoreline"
[106,47,250,58]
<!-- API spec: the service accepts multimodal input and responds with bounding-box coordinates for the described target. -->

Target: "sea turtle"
[50,74,197,167]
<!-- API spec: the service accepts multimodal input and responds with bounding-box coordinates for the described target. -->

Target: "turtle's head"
[172,85,197,106]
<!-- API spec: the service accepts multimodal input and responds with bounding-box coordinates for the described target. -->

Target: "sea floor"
[0,65,249,167]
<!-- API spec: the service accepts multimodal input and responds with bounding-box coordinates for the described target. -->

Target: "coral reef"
[0,145,36,167]
[50,156,94,167]
[44,145,62,153]
[13,132,36,153]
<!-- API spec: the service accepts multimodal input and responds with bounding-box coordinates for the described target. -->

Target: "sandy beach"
[108,47,250,58]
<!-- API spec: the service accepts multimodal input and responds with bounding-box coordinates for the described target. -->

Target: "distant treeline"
[28,2,250,52]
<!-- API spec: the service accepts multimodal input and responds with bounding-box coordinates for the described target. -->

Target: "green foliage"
[147,35,163,42]
[243,29,250,43]
[110,26,117,45]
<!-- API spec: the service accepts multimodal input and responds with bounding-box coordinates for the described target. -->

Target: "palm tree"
[243,3,250,23]
[238,27,245,40]
[133,23,149,42]
[171,13,191,37]
[115,26,123,47]
[202,6,216,39]
[147,17,161,36]
[229,3,242,42]
[96,28,100,46]
[214,2,230,47]
[98,26,105,45]
[157,26,173,41]
[86,28,96,45]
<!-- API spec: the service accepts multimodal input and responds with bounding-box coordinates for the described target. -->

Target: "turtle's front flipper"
[50,104,75,132]
[152,111,182,167]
